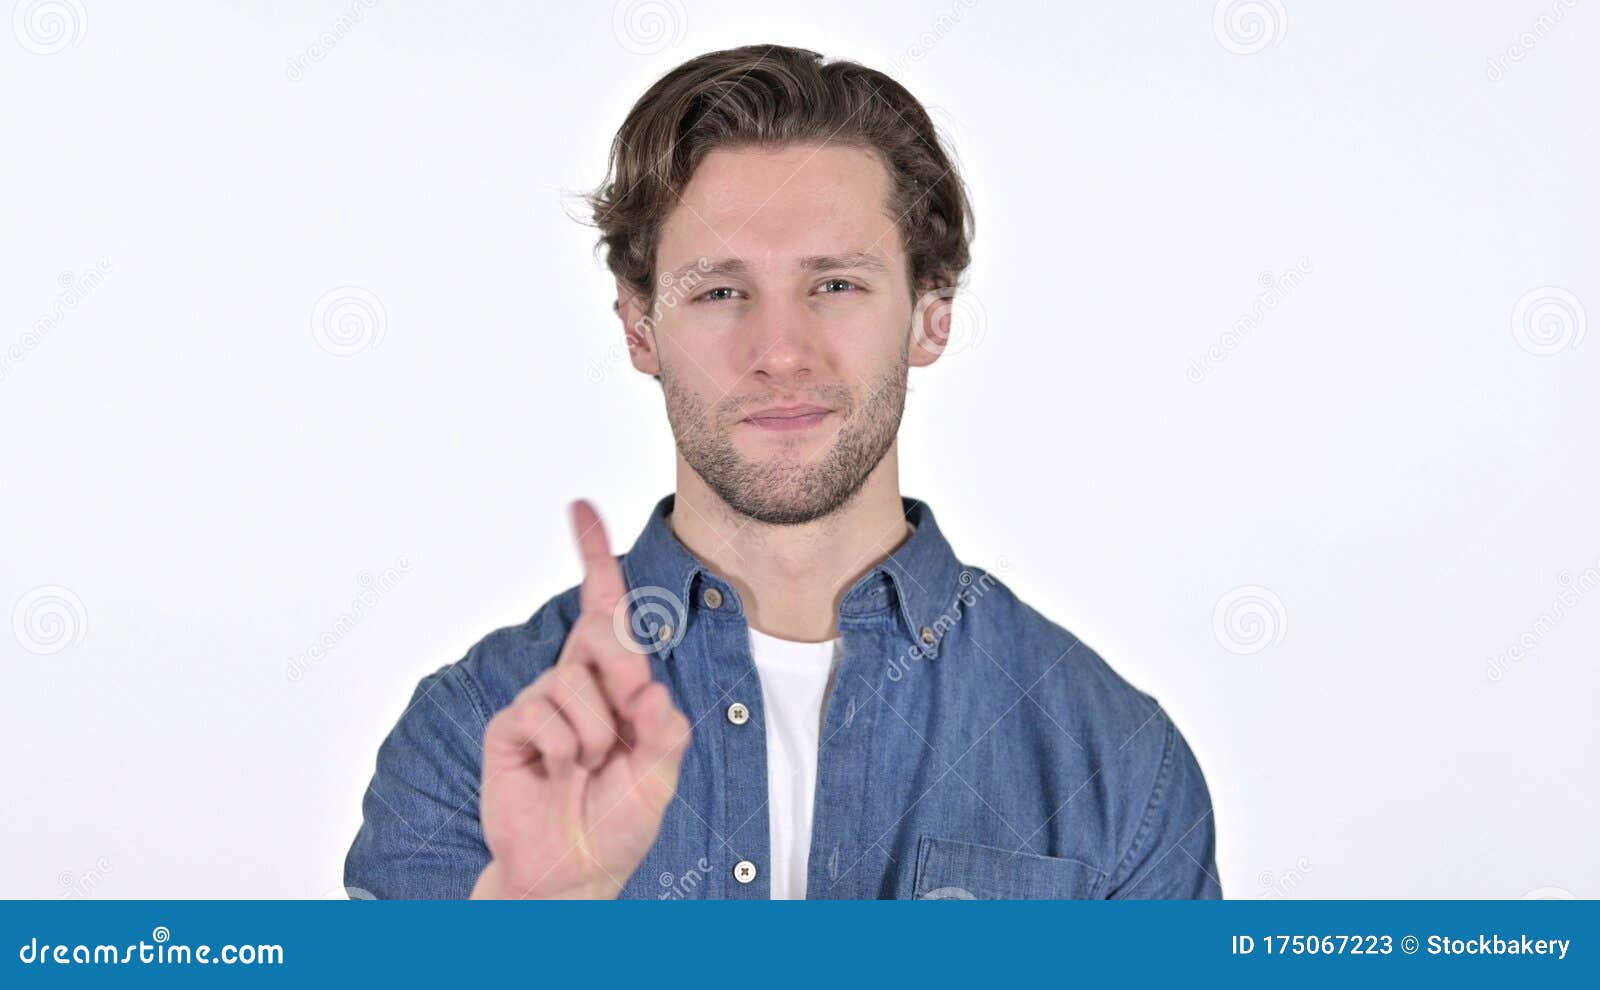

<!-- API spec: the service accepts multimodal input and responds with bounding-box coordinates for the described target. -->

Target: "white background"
[1,0,1594,899]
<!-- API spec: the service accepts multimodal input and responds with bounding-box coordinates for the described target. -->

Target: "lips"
[744,403,830,421]
[740,403,833,432]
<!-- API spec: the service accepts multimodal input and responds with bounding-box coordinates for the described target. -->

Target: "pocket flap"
[912,836,1106,900]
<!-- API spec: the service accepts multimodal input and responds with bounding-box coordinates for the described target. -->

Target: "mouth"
[739,403,834,432]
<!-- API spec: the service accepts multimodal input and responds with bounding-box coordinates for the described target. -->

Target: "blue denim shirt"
[345,494,1221,899]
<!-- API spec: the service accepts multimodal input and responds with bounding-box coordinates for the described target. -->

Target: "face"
[620,142,947,526]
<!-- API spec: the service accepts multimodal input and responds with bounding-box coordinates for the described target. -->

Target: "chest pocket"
[911,836,1107,900]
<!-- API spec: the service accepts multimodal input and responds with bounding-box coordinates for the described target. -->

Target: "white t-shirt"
[746,625,845,900]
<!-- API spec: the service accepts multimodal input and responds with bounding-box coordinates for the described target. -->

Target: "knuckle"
[577,723,612,753]
[517,681,550,710]
[540,723,576,758]
[560,662,597,696]
[544,671,574,705]
[520,696,557,729]
[527,669,565,700]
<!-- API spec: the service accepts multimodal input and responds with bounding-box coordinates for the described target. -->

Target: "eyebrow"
[663,251,890,283]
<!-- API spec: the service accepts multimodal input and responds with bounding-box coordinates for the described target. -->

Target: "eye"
[693,286,742,303]
[817,278,861,295]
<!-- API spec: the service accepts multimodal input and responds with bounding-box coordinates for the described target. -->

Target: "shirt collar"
[619,493,967,661]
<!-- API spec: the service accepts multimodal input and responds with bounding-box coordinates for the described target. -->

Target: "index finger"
[571,498,626,616]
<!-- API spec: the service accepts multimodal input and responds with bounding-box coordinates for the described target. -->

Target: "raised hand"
[471,499,692,899]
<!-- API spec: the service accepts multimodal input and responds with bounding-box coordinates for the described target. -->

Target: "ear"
[615,278,661,377]
[908,284,954,369]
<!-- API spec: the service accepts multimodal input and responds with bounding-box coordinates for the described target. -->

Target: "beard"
[661,347,908,526]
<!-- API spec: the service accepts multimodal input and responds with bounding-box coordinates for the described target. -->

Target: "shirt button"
[657,623,674,642]
[726,701,750,725]
[920,626,936,645]
[703,587,723,609]
[733,860,758,884]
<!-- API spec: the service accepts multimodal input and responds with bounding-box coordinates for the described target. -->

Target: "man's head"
[584,45,974,525]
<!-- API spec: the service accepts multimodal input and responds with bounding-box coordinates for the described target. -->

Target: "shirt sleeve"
[343,662,492,899]
[1103,710,1222,899]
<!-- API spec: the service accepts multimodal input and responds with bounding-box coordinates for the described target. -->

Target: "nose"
[742,295,818,386]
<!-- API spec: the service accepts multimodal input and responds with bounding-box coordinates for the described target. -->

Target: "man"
[345,43,1221,900]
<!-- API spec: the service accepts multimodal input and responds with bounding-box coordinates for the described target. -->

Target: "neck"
[669,444,913,642]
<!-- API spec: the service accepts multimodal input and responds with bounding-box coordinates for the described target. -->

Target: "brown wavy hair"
[581,43,974,313]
